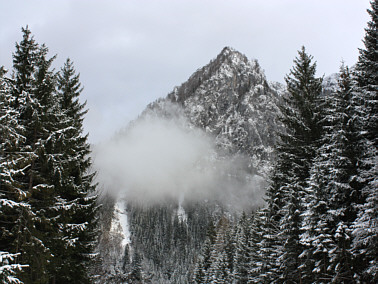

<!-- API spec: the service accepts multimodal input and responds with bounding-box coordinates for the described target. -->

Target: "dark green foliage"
[0,27,97,283]
[193,215,234,283]
[280,46,323,183]
[300,65,359,283]
[10,29,58,284]
[129,251,143,283]
[48,58,98,284]
[12,26,38,105]
[233,212,251,283]
[248,208,272,283]
[125,200,215,283]
[0,66,31,283]
[248,3,377,281]
[259,47,323,283]
[351,1,378,282]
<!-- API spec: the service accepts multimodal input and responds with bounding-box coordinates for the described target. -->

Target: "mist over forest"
[0,1,377,283]
[94,106,265,209]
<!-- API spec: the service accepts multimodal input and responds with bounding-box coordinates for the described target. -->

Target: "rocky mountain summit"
[96,47,287,283]
[149,47,284,175]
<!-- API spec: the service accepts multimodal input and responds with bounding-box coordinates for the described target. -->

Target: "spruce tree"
[8,27,58,283]
[193,257,206,283]
[254,162,286,282]
[263,46,323,282]
[192,219,217,283]
[0,67,30,283]
[223,227,235,280]
[122,244,131,274]
[0,251,25,284]
[11,26,38,107]
[254,207,281,282]
[49,58,98,283]
[352,0,378,281]
[129,251,143,283]
[248,209,270,283]
[1,27,98,283]
[233,212,251,283]
[207,216,232,283]
[300,65,358,282]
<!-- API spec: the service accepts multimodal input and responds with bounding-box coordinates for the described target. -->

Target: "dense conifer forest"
[189,2,377,282]
[0,0,376,283]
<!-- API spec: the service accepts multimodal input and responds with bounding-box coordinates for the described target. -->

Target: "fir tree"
[254,205,281,282]
[207,216,232,283]
[300,65,358,283]
[208,251,231,284]
[248,209,269,283]
[193,219,217,283]
[1,27,98,283]
[8,27,57,283]
[122,244,131,274]
[49,58,98,283]
[263,46,323,282]
[193,257,206,284]
[11,26,38,107]
[352,0,378,281]
[0,67,30,284]
[129,251,143,283]
[233,212,251,283]
[0,251,25,284]
[223,227,236,279]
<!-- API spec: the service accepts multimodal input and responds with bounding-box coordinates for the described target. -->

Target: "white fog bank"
[93,109,265,209]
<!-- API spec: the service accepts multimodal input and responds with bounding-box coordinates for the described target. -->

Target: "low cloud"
[93,107,265,210]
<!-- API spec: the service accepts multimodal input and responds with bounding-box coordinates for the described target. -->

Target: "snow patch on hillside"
[177,194,187,223]
[110,199,130,248]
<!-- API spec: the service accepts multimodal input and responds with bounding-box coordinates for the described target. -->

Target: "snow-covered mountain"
[95,47,286,283]
[148,47,284,176]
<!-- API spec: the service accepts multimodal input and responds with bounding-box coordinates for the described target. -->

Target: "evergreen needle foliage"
[0,27,98,284]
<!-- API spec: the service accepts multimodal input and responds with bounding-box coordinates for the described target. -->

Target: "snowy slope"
[109,199,131,248]
[151,47,285,176]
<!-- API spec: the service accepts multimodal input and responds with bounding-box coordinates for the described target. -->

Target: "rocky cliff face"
[150,47,284,175]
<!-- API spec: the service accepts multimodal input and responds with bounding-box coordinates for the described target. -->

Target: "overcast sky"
[0,0,371,143]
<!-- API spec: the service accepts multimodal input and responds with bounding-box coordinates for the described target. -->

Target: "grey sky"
[0,0,371,143]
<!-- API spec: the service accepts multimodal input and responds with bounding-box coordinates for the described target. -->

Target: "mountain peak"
[219,46,246,59]
[159,47,284,176]
[216,46,249,66]
[167,47,264,104]
[220,46,236,56]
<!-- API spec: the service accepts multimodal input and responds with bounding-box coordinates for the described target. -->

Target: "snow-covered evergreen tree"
[48,58,98,283]
[193,219,217,283]
[253,47,323,281]
[0,251,26,284]
[262,46,323,282]
[0,27,98,283]
[193,257,206,284]
[11,27,38,107]
[248,209,272,283]
[300,65,358,283]
[352,0,378,281]
[207,216,233,284]
[254,193,281,282]
[233,212,251,283]
[0,67,30,284]
[7,27,56,283]
[129,251,143,283]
